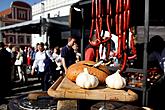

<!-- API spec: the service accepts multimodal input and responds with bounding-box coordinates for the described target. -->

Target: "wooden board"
[48,76,138,102]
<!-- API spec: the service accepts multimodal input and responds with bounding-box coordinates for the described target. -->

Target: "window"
[18,36,24,43]
[26,36,31,44]
[18,10,22,19]
[8,36,15,43]
[21,11,25,19]
[17,9,26,20]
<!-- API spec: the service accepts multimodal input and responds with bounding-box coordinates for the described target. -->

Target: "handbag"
[14,59,22,65]
[14,55,23,66]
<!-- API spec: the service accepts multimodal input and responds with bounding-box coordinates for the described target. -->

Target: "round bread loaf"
[66,61,111,84]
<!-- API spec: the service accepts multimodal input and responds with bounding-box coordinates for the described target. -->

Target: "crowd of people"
[0,36,82,100]
[0,34,119,97]
[0,34,119,104]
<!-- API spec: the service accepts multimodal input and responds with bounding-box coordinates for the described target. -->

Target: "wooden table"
[48,76,138,110]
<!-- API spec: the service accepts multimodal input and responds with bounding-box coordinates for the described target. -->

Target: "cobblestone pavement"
[0,77,41,110]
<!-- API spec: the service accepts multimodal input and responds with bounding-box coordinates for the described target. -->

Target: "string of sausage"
[116,0,137,73]
[89,0,101,47]
[106,0,112,59]
[88,0,137,73]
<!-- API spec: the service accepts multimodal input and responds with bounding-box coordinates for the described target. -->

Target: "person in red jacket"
[85,34,98,61]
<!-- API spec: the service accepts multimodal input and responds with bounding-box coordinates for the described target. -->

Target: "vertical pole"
[143,0,149,106]
[41,2,45,42]
[81,8,85,60]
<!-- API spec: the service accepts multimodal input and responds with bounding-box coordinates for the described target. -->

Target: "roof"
[0,8,12,17]
[11,1,31,9]
[71,0,165,26]
[0,18,69,34]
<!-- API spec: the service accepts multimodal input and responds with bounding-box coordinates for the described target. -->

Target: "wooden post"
[143,0,149,106]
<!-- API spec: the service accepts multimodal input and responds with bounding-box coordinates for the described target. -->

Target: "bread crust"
[66,61,110,84]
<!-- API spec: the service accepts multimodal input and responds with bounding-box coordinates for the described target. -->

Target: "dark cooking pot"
[8,92,57,110]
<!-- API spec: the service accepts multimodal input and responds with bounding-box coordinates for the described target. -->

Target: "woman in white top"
[14,47,25,82]
[31,42,52,91]
[52,46,62,80]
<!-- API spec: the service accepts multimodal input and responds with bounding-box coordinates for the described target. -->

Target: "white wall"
[31,0,80,47]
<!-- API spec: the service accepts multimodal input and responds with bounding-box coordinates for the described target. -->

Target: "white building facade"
[31,0,80,47]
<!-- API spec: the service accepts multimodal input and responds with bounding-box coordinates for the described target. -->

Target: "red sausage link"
[120,53,127,73]
[115,15,119,35]
[117,35,122,58]
[116,0,119,13]
[119,0,122,12]
[123,11,127,31]
[119,14,122,35]
[122,32,126,50]
[126,0,130,10]
[89,19,94,39]
[127,10,130,29]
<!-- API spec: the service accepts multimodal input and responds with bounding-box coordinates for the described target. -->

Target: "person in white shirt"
[6,43,12,53]
[31,42,52,91]
[99,31,118,66]
[52,46,62,70]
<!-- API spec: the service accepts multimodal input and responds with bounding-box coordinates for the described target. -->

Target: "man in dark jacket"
[61,36,76,74]
[0,42,12,100]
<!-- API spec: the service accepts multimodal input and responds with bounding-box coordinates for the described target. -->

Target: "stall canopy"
[71,0,165,27]
[0,17,70,34]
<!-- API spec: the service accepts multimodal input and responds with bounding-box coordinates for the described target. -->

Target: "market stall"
[47,0,165,109]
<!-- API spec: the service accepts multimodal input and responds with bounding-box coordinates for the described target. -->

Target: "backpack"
[44,52,53,74]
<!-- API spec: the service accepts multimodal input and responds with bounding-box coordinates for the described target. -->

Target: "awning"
[0,18,70,34]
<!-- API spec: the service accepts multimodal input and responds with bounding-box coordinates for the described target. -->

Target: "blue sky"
[0,0,41,11]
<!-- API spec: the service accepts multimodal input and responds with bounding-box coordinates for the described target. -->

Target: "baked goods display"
[66,61,111,84]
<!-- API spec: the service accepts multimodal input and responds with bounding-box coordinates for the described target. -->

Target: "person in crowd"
[25,46,32,75]
[31,42,53,91]
[6,43,12,53]
[11,46,17,81]
[27,47,32,66]
[21,46,30,84]
[85,35,98,61]
[6,43,15,82]
[148,35,165,72]
[147,35,165,110]
[14,47,25,83]
[52,46,61,69]
[30,47,36,65]
[99,31,118,66]
[72,42,81,62]
[30,43,39,66]
[22,46,28,66]
[52,46,62,80]
[44,42,53,60]
[0,42,12,99]
[61,36,76,74]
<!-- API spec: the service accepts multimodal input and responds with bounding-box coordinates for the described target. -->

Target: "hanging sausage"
[88,0,137,73]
